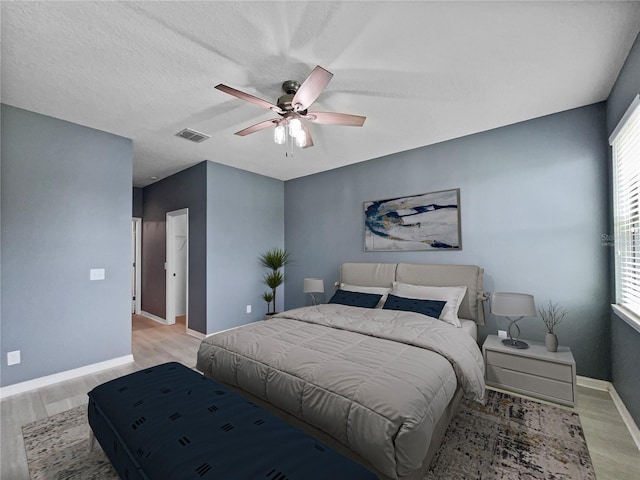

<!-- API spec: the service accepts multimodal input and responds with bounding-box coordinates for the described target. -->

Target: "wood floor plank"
[575,385,640,479]
[1,315,638,479]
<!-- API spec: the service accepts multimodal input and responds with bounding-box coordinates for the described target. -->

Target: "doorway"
[131,217,142,314]
[166,209,189,329]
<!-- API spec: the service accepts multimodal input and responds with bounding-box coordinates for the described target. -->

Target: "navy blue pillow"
[382,294,447,319]
[328,289,382,308]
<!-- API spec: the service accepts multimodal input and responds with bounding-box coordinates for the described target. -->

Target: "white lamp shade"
[303,278,324,294]
[491,292,536,317]
[288,118,302,137]
[294,130,307,147]
[273,124,285,144]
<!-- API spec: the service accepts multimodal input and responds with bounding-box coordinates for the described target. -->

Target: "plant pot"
[263,312,278,321]
[545,332,558,352]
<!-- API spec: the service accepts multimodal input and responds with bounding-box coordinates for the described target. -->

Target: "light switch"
[7,350,20,366]
[90,268,105,281]
[246,305,252,314]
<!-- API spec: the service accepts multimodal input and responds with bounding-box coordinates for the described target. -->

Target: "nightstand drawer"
[487,365,574,403]
[486,350,572,382]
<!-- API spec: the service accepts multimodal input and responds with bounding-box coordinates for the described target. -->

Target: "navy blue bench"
[88,362,378,480]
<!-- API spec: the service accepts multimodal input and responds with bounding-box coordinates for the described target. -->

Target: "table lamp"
[303,278,324,305]
[491,292,536,349]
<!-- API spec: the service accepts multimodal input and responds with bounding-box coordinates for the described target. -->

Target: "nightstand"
[482,334,577,407]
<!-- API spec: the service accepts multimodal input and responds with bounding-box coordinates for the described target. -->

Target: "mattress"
[460,318,478,341]
[197,304,485,479]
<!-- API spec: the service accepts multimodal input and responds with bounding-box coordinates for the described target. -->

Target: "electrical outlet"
[497,330,507,339]
[7,350,21,366]
[246,305,252,314]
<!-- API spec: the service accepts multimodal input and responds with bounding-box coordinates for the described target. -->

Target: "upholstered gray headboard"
[340,262,486,325]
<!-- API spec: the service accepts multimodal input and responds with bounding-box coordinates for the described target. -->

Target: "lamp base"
[502,338,529,349]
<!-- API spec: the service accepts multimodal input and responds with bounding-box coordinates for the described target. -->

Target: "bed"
[196,262,486,480]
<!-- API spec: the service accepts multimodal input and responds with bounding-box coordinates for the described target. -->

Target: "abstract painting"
[364,189,461,251]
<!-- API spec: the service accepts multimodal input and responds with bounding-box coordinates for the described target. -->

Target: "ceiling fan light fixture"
[288,118,302,137]
[273,124,286,144]
[295,130,307,148]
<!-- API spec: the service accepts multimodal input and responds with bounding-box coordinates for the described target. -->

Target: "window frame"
[609,94,640,334]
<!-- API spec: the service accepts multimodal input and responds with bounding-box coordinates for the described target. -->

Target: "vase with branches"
[538,301,567,352]
[259,248,291,315]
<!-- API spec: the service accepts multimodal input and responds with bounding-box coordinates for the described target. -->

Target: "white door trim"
[166,208,189,328]
[132,217,142,315]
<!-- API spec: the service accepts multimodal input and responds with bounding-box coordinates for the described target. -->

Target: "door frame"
[166,208,189,328]
[132,217,142,315]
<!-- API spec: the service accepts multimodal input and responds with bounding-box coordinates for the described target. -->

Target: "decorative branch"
[538,301,567,333]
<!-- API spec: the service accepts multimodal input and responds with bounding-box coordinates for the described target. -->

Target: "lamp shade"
[491,292,536,317]
[303,278,324,294]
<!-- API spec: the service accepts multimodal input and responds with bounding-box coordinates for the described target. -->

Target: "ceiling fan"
[214,65,366,149]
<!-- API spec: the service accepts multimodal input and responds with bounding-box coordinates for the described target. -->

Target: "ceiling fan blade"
[215,84,283,113]
[234,119,279,136]
[291,66,333,112]
[301,122,314,149]
[305,112,366,127]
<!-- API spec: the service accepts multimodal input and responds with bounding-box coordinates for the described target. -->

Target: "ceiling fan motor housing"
[281,80,300,94]
[277,80,305,114]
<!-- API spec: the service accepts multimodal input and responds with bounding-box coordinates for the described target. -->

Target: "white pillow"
[340,283,391,308]
[391,282,467,327]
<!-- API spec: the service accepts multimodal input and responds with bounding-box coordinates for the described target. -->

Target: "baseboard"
[576,375,609,391]
[187,328,205,340]
[140,310,168,325]
[204,324,246,338]
[608,386,640,451]
[577,376,640,451]
[0,354,134,399]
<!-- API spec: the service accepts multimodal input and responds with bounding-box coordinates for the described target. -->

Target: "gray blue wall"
[606,31,640,425]
[141,161,284,335]
[206,162,284,332]
[141,162,207,333]
[284,103,610,380]
[1,105,133,386]
[133,187,143,218]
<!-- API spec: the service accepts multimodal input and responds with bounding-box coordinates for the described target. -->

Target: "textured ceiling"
[2,1,640,187]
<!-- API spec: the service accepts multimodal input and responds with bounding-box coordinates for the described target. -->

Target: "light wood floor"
[576,387,640,478]
[1,316,639,479]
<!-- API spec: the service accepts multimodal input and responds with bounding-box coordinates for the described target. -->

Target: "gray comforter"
[196,304,485,479]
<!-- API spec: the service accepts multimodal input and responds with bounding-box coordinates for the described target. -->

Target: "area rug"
[23,390,595,480]
[22,405,117,480]
[425,390,596,479]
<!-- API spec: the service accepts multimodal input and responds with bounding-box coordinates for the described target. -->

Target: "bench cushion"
[88,362,377,480]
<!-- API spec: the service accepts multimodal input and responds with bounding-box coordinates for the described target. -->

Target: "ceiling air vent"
[176,128,210,143]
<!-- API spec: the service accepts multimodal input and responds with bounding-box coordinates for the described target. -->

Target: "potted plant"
[261,292,274,315]
[259,247,291,316]
[538,301,567,352]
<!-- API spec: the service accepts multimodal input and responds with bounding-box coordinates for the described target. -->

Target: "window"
[610,94,640,328]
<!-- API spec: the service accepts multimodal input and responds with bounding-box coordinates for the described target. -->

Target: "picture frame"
[364,188,461,251]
